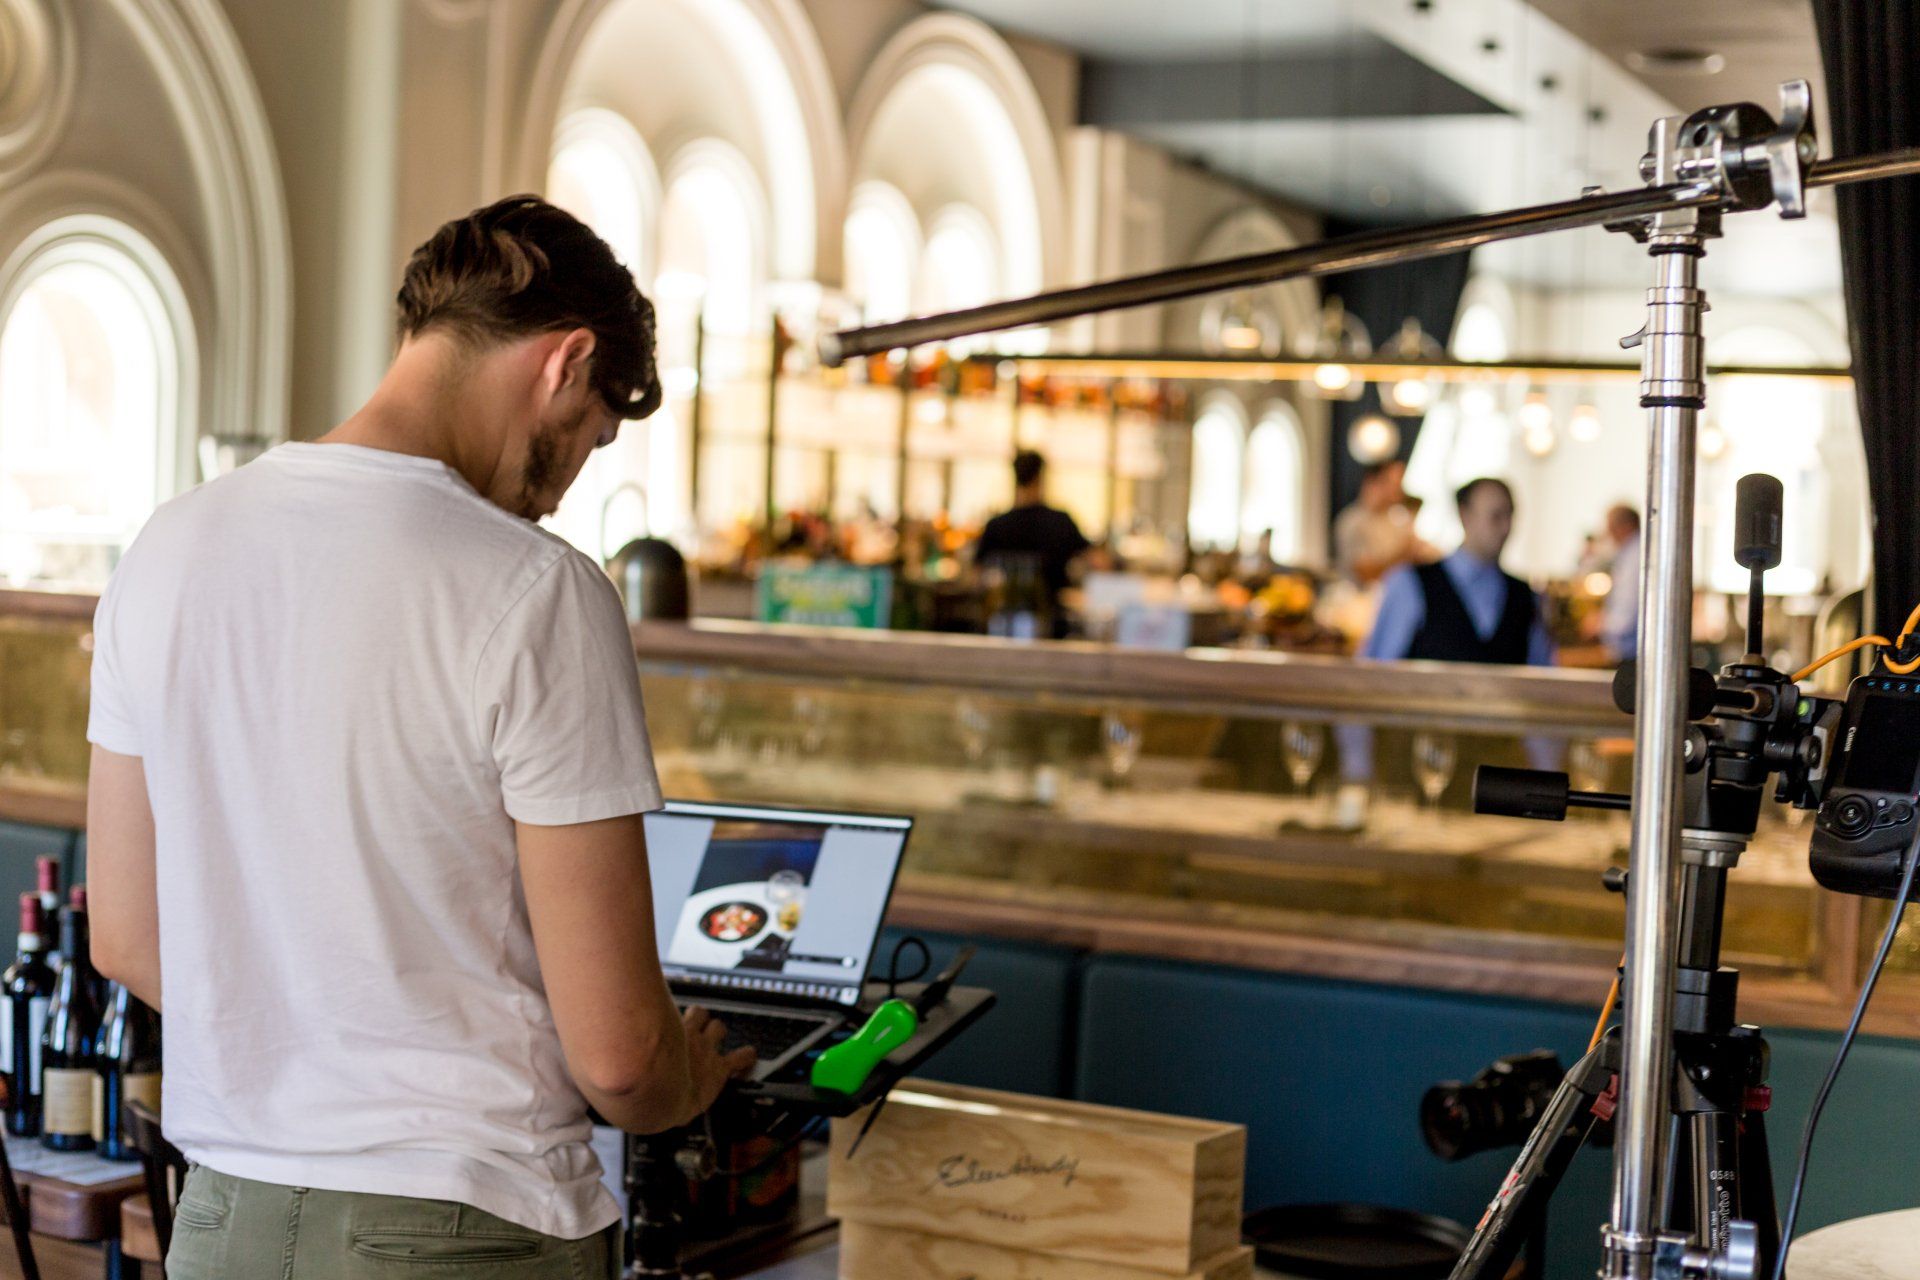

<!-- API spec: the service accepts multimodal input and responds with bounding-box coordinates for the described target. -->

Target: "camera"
[1419,1050,1566,1162]
[1476,471,1920,901]
[1809,670,1920,898]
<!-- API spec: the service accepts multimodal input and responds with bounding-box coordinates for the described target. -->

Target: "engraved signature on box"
[925,1152,1083,1194]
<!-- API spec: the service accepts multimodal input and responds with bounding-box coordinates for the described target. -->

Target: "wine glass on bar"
[1280,721,1326,793]
[955,697,991,766]
[1100,707,1144,786]
[1411,732,1457,811]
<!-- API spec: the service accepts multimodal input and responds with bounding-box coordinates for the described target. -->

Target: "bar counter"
[0,595,1909,1034]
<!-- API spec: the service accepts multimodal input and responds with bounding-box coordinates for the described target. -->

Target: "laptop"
[643,799,913,1082]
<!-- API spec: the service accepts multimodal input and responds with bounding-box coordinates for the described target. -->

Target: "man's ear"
[539,327,598,405]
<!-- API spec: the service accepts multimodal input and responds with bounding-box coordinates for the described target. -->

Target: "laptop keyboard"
[683,1006,825,1060]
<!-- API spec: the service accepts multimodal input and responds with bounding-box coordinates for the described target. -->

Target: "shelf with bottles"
[2,863,159,1159]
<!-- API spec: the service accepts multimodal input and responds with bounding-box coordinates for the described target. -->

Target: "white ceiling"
[933,0,1841,295]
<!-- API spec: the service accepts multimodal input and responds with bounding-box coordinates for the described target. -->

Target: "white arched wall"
[520,0,845,286]
[0,0,290,452]
[846,11,1066,305]
[1158,208,1329,564]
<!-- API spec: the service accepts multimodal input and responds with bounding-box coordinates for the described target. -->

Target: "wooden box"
[839,1221,1256,1280]
[828,1080,1246,1275]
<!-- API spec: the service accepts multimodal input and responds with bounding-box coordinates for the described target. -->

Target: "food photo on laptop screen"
[644,801,910,1005]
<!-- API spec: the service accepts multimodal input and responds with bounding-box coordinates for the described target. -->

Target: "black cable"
[884,935,930,999]
[703,1109,828,1179]
[1770,830,1920,1280]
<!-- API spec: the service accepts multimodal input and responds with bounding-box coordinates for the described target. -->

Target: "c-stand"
[1456,476,1841,1280]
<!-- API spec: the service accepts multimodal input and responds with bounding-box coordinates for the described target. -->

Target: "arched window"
[919,204,998,356]
[921,204,997,311]
[544,111,668,558]
[546,108,659,280]
[843,181,921,325]
[1243,403,1306,561]
[1187,395,1246,552]
[0,220,191,587]
[1451,301,1511,363]
[657,141,768,339]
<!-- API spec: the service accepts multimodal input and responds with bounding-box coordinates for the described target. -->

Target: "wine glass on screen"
[1411,732,1457,810]
[767,869,806,932]
[1100,707,1144,785]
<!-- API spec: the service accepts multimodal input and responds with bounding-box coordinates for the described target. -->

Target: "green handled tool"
[810,997,918,1095]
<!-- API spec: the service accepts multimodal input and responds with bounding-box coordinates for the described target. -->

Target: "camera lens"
[1420,1050,1563,1162]
[1833,794,1874,838]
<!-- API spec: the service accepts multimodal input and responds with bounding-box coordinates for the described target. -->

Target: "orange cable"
[1589,957,1624,1052]
[1791,635,1891,684]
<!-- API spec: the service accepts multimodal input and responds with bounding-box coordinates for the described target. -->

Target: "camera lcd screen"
[1842,696,1920,794]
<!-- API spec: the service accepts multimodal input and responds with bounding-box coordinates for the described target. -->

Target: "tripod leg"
[1689,1111,1740,1252]
[1738,1109,1780,1276]
[1449,1065,1606,1280]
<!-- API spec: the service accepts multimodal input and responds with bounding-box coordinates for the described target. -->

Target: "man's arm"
[518,813,753,1133]
[1359,565,1425,661]
[86,746,162,1010]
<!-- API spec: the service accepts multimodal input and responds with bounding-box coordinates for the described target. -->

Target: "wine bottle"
[96,982,160,1161]
[41,890,98,1151]
[2,893,54,1137]
[35,857,62,974]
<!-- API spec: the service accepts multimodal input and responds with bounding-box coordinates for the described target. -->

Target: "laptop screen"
[643,801,911,1007]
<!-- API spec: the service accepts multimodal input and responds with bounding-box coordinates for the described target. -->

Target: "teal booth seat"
[876,927,1081,1098]
[1074,954,1920,1280]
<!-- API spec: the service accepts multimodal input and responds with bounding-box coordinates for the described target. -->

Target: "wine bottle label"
[2,999,49,1095]
[42,1068,93,1136]
[123,1072,162,1114]
[27,999,45,1089]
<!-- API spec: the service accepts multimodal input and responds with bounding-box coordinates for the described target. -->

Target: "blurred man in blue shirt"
[1334,478,1554,812]
[1596,504,1641,662]
[1360,477,1555,666]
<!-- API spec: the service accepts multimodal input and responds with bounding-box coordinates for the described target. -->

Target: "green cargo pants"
[165,1166,620,1279]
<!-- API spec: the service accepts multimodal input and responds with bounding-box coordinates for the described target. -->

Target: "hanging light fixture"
[1568,402,1602,442]
[1298,297,1370,401]
[1522,420,1558,458]
[1348,413,1401,463]
[1699,419,1729,460]
[1517,390,1554,433]
[1205,291,1279,354]
[1380,317,1444,415]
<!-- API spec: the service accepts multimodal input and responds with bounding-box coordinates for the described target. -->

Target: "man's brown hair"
[396,195,662,420]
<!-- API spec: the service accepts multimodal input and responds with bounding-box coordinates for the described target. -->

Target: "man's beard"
[517,404,591,518]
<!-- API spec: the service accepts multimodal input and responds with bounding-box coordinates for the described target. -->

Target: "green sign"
[754,563,894,629]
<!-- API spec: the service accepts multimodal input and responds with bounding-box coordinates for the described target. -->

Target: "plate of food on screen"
[699,901,768,943]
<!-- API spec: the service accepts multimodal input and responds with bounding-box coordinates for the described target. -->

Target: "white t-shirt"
[87,442,662,1239]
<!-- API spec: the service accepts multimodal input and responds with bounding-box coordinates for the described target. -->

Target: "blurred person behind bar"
[1333,459,1418,586]
[975,449,1092,637]
[84,196,753,1278]
[1334,477,1556,813]
[1598,503,1642,661]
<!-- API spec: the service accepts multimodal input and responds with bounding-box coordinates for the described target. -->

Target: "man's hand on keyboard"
[683,1006,757,1120]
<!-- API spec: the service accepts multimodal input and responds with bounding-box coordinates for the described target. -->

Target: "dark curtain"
[1813,2,1920,631]
[1316,230,1474,530]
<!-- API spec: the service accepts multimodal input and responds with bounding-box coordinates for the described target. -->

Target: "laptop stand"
[623,980,995,1279]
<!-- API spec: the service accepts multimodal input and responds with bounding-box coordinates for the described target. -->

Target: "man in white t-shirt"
[83,196,754,1278]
